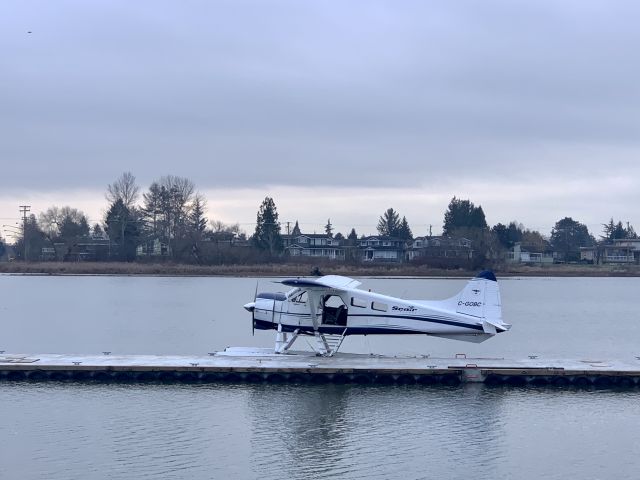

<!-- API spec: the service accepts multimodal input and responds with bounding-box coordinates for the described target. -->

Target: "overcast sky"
[1,0,639,238]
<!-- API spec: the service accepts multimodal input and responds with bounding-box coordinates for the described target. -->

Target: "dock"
[2,348,640,387]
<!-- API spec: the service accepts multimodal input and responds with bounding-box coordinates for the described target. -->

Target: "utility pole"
[286,221,291,235]
[19,205,30,261]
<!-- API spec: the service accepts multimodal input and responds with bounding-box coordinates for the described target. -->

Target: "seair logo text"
[458,301,482,307]
[392,306,417,312]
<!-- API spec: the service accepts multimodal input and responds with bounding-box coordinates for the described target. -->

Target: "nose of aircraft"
[243,302,256,312]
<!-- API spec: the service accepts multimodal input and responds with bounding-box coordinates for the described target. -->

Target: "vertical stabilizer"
[453,271,502,324]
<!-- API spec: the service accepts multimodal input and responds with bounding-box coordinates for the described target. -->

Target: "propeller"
[252,281,258,336]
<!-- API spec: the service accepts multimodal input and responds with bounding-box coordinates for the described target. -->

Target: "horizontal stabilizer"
[482,320,497,334]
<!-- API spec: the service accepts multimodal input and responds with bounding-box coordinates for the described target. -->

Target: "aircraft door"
[321,295,348,327]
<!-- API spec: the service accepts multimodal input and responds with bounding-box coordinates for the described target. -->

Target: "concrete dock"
[2,348,640,387]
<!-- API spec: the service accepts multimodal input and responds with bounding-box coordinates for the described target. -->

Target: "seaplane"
[243,271,510,356]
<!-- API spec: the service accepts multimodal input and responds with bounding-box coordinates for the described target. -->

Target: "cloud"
[1,0,639,234]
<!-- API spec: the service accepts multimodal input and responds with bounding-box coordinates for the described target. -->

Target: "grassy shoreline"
[0,261,639,277]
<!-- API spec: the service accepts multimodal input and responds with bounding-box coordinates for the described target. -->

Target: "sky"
[1,0,639,239]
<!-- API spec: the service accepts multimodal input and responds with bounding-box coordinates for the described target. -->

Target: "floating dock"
[2,348,640,387]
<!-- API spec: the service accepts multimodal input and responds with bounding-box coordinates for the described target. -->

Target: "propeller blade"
[252,281,258,336]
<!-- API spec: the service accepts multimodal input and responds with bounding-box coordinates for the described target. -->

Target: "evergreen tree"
[347,228,358,245]
[602,218,637,241]
[189,196,208,235]
[13,214,48,261]
[325,219,333,237]
[397,216,413,241]
[443,197,487,235]
[92,223,105,238]
[141,182,163,239]
[291,220,301,236]
[377,208,401,236]
[105,199,140,261]
[550,217,594,262]
[492,221,523,249]
[252,196,283,256]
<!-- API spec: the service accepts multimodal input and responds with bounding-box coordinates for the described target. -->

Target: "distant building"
[359,236,405,262]
[506,242,554,265]
[580,238,640,264]
[282,233,345,260]
[136,238,169,257]
[407,236,473,263]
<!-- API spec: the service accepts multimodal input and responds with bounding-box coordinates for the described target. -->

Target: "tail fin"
[450,270,505,333]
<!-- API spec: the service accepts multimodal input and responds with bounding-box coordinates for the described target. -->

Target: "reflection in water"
[248,384,351,479]
[248,384,506,480]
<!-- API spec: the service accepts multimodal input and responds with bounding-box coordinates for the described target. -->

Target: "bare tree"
[106,172,140,209]
[39,206,88,237]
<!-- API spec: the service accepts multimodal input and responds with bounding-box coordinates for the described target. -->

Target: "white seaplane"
[243,271,510,356]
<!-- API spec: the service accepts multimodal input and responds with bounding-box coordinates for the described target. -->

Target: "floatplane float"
[244,271,511,356]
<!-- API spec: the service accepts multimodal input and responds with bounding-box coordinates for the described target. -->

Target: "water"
[1,275,640,479]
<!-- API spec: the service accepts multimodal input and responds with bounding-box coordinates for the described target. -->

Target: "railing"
[605,255,634,262]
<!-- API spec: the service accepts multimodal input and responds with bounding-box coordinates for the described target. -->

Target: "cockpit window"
[292,291,308,303]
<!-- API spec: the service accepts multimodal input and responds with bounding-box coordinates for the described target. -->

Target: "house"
[506,242,554,265]
[136,238,169,257]
[581,239,640,264]
[282,233,345,260]
[359,236,405,262]
[407,236,473,262]
[42,236,111,261]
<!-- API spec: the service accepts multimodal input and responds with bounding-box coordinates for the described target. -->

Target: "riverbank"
[0,261,639,277]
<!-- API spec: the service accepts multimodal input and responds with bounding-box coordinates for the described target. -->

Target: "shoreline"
[0,261,639,278]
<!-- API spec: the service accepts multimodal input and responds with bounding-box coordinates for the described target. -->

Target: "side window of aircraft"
[292,292,308,303]
[371,301,388,312]
[350,297,367,308]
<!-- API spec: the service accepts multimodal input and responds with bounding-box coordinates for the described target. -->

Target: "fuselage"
[250,286,494,337]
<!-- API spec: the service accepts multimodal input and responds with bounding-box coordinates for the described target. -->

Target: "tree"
[291,220,301,236]
[347,228,358,246]
[377,208,401,236]
[443,197,487,235]
[602,218,637,241]
[141,181,163,239]
[550,217,594,262]
[106,172,140,209]
[39,206,89,240]
[189,196,208,235]
[105,199,140,261]
[38,206,90,258]
[140,175,197,258]
[325,219,333,237]
[521,230,547,252]
[13,214,48,261]
[492,221,523,249]
[397,216,413,241]
[92,223,106,239]
[252,196,283,256]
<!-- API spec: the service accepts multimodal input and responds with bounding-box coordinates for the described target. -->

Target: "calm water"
[1,275,640,479]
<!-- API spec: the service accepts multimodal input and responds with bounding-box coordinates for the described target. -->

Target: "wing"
[281,275,361,290]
